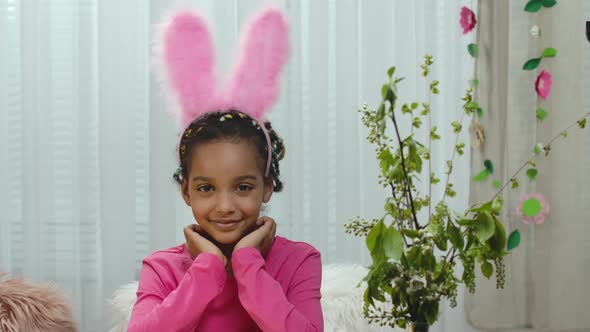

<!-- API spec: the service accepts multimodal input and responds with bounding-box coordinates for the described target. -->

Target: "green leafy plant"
[344,56,589,331]
[345,3,589,330]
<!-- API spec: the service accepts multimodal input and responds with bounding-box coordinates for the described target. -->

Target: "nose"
[215,191,236,214]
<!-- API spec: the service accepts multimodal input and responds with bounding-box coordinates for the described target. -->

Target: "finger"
[192,223,204,233]
[256,217,266,226]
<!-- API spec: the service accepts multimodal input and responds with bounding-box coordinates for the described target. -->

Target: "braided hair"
[173,110,285,192]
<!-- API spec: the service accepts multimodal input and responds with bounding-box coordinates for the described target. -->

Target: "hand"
[233,216,276,258]
[183,224,227,266]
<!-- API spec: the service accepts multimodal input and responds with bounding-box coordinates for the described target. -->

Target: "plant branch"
[491,112,590,200]
[389,104,421,230]
[441,111,467,204]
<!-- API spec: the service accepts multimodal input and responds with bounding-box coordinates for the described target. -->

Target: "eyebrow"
[191,175,258,182]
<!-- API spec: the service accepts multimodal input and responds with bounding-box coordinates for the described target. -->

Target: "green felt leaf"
[383,226,404,260]
[523,58,541,70]
[525,0,542,12]
[474,212,496,242]
[522,198,542,217]
[526,168,538,181]
[476,107,483,118]
[484,159,494,174]
[473,169,489,182]
[536,108,548,121]
[468,43,479,58]
[481,261,494,279]
[542,0,557,8]
[541,47,557,58]
[507,229,521,250]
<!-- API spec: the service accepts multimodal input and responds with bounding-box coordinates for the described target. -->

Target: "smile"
[210,220,241,231]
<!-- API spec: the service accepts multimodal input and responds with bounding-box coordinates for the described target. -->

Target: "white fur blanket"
[108,264,401,332]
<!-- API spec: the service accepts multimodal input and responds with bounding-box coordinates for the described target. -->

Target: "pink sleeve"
[231,247,323,332]
[127,253,227,332]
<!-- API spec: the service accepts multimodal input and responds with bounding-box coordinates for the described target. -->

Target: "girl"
[127,8,323,332]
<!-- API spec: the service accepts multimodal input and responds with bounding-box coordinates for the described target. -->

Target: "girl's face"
[181,139,273,245]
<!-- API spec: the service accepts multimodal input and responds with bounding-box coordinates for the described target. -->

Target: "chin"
[210,231,242,245]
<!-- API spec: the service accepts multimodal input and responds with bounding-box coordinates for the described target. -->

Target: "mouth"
[210,219,242,231]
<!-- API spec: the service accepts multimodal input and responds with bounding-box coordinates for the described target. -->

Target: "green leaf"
[489,217,507,253]
[511,178,519,189]
[381,84,388,100]
[466,101,478,110]
[434,235,448,251]
[492,195,504,214]
[473,169,489,182]
[484,159,494,174]
[493,180,501,189]
[578,118,587,129]
[383,226,404,260]
[524,0,542,12]
[471,79,479,87]
[446,222,464,251]
[474,212,496,242]
[387,66,396,78]
[476,107,483,118]
[561,131,568,138]
[424,301,439,325]
[536,108,548,121]
[507,229,521,250]
[457,218,474,227]
[526,168,538,181]
[522,57,541,71]
[366,220,385,263]
[366,221,380,251]
[468,43,479,58]
[481,261,494,279]
[402,228,420,238]
[533,143,543,154]
[542,0,557,8]
[541,47,557,58]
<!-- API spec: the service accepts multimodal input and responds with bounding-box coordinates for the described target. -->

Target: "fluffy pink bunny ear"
[157,10,217,128]
[223,8,290,120]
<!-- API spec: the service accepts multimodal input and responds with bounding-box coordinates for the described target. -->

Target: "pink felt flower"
[535,70,552,100]
[460,7,476,34]
[515,193,550,224]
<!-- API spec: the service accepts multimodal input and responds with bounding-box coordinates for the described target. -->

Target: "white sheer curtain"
[0,1,474,331]
[467,1,590,331]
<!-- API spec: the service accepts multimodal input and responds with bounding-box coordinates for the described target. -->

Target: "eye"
[197,184,213,192]
[237,184,253,192]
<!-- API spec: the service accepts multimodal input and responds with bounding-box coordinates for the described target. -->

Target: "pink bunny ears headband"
[156,7,290,177]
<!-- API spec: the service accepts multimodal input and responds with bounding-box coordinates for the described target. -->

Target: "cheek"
[189,197,212,216]
[234,194,264,220]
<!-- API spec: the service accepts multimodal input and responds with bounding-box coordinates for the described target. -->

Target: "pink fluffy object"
[156,7,290,130]
[0,274,78,332]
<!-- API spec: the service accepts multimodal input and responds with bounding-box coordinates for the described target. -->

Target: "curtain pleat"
[2,1,475,330]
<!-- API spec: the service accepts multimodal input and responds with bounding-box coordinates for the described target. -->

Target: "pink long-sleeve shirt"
[127,236,323,332]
